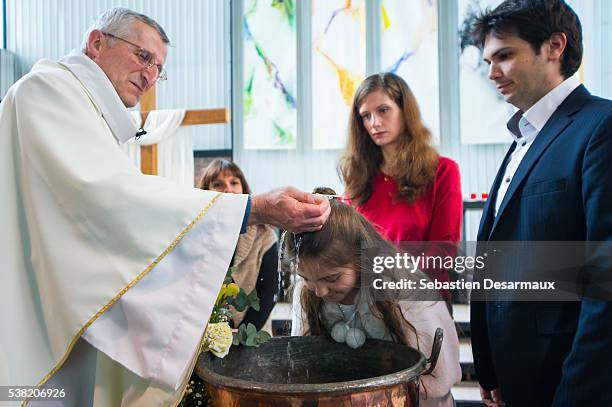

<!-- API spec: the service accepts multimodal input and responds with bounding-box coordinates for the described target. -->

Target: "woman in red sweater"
[338,72,463,302]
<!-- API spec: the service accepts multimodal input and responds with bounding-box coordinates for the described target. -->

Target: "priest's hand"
[249,186,331,232]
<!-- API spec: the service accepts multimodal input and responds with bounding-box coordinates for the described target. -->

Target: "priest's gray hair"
[81,7,170,52]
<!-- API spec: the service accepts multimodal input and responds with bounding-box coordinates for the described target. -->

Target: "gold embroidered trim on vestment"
[24,192,223,406]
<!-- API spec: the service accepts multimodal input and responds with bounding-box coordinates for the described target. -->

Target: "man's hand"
[249,186,331,232]
[480,386,505,407]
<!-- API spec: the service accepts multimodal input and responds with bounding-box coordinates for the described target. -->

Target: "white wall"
[0,49,16,98]
[567,0,612,99]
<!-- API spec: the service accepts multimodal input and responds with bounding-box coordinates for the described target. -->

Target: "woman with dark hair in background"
[198,158,279,333]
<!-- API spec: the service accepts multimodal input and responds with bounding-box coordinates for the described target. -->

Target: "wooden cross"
[138,87,231,175]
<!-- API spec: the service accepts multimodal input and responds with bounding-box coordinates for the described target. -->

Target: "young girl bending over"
[287,188,461,407]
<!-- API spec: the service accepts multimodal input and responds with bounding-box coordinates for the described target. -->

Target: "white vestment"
[0,50,247,406]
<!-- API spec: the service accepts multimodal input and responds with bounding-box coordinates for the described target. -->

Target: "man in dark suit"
[469,1,612,406]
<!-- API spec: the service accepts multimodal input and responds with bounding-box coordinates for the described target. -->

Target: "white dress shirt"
[494,75,581,216]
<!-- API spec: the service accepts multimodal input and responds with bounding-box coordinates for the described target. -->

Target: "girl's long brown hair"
[339,72,439,206]
[284,188,439,347]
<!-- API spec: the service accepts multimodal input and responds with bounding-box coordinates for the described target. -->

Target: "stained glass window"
[243,0,297,149]
[458,0,513,144]
[311,0,366,149]
[380,0,440,143]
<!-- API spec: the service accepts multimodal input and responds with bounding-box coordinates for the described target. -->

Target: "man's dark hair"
[471,0,583,78]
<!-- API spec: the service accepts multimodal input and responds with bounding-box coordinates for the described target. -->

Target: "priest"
[0,7,330,406]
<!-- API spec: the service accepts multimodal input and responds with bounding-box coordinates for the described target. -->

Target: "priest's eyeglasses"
[102,32,167,82]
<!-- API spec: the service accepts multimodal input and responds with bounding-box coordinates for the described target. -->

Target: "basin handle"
[422,328,443,376]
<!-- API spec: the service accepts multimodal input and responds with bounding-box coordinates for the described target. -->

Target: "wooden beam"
[140,87,157,175]
[139,108,231,126]
[137,84,230,176]
[140,143,158,176]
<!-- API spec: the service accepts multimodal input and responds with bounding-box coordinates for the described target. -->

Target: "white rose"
[203,322,233,358]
